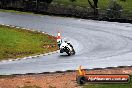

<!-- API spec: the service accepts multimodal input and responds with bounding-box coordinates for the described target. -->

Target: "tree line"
[0,0,126,18]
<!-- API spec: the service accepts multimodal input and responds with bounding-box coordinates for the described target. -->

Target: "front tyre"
[60,49,64,53]
[72,48,75,55]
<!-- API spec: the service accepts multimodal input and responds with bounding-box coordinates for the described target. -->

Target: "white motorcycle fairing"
[59,42,75,56]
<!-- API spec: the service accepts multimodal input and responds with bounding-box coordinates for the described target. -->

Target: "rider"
[60,38,75,54]
[64,40,73,48]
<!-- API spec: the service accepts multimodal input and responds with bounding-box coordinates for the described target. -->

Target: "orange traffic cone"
[78,65,86,76]
[57,31,61,39]
[57,31,62,48]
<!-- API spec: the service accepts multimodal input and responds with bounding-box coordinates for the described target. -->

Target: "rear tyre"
[60,49,64,53]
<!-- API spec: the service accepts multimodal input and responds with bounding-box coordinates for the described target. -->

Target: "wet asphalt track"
[0,12,132,75]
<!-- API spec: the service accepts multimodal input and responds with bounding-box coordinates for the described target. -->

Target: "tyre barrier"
[76,76,87,85]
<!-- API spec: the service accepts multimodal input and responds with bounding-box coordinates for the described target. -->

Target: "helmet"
[63,38,69,43]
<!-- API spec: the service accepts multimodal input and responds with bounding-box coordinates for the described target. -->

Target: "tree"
[87,0,98,16]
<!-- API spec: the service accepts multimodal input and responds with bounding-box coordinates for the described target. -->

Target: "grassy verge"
[0,9,33,14]
[0,9,49,17]
[83,75,132,88]
[0,25,57,60]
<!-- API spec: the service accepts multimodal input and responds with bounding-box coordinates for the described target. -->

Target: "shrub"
[106,0,123,18]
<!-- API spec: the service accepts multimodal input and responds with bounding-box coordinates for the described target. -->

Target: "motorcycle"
[59,42,75,56]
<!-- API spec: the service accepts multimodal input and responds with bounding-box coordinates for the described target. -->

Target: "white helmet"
[63,38,70,43]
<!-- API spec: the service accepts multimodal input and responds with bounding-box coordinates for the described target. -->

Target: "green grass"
[0,9,33,14]
[0,25,57,60]
[83,75,132,88]
[53,0,132,12]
